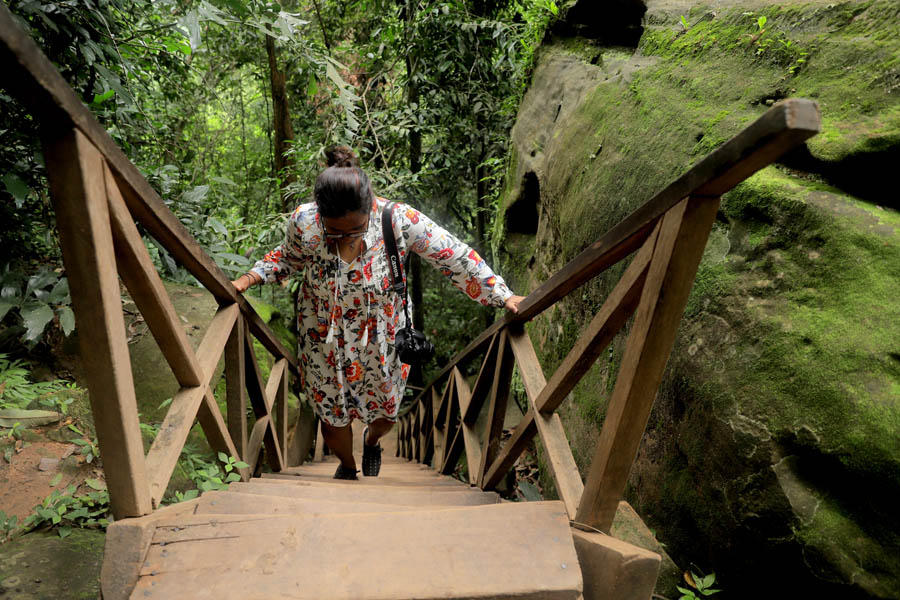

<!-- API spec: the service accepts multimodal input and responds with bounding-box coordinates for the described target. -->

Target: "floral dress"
[251,197,514,427]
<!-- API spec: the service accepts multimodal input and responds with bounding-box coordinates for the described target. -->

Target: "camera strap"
[382,202,412,327]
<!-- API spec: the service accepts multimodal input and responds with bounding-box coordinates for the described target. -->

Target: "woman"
[232,146,523,480]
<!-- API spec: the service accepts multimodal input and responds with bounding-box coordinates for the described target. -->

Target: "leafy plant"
[677,571,722,600]
[4,422,25,440]
[0,264,74,345]
[22,485,111,537]
[0,510,18,542]
[680,15,690,30]
[0,354,69,411]
[67,424,100,463]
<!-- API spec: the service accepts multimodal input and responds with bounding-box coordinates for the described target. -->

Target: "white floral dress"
[251,197,514,427]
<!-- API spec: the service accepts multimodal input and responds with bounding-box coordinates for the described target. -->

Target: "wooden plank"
[507,327,584,518]
[144,305,239,504]
[225,314,247,461]
[0,6,299,376]
[439,417,466,477]
[536,224,658,416]
[314,418,325,462]
[246,416,270,475]
[267,359,289,451]
[407,320,502,415]
[433,374,452,431]
[438,376,459,473]
[105,164,202,388]
[197,389,251,481]
[482,410,537,490]
[477,331,515,487]
[576,195,721,532]
[463,332,499,424]
[452,369,482,486]
[42,128,151,519]
[430,388,445,468]
[508,99,820,325]
[244,326,284,471]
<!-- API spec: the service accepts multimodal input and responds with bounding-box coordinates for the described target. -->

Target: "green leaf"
[92,89,115,105]
[58,526,73,538]
[21,303,54,341]
[234,460,249,469]
[208,218,228,236]
[58,306,75,336]
[49,473,63,487]
[85,478,106,491]
[0,299,17,322]
[701,574,715,589]
[2,173,30,208]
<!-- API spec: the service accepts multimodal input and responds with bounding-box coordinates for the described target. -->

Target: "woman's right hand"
[232,272,260,293]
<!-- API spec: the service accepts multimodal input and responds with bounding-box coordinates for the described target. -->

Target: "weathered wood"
[314,418,326,462]
[42,129,151,519]
[225,314,247,460]
[433,374,452,433]
[463,332,499,425]
[507,327,584,518]
[286,400,317,467]
[576,195,721,532]
[438,376,460,474]
[440,418,466,477]
[477,331,515,487]
[144,305,239,504]
[267,359,289,452]
[105,165,202,388]
[508,99,820,325]
[246,416,270,475]
[430,388,445,467]
[482,410,537,490]
[453,369,483,486]
[408,320,503,414]
[536,225,658,416]
[244,325,285,471]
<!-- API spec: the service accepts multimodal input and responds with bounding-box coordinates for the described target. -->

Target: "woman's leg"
[364,417,394,446]
[320,421,356,470]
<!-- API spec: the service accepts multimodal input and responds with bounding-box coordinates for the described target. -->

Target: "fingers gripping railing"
[399,98,821,533]
[0,6,305,519]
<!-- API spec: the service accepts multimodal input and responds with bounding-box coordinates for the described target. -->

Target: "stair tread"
[228,481,500,506]
[258,473,474,491]
[130,501,582,600]
[194,491,482,515]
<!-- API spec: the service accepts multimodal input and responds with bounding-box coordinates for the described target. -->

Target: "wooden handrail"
[399,97,821,535]
[406,97,820,415]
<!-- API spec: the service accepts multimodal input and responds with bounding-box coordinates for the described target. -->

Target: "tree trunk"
[266,35,296,214]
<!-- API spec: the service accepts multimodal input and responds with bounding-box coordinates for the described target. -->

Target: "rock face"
[497,1,900,597]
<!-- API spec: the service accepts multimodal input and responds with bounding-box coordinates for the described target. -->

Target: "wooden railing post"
[43,128,152,519]
[477,330,515,487]
[576,195,720,532]
[226,313,248,461]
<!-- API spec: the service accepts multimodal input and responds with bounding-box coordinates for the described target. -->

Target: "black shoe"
[333,463,359,480]
[362,426,382,477]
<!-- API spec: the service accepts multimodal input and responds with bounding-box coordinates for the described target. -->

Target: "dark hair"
[314,145,373,218]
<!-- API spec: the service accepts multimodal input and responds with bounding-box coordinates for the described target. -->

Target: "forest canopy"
[0,0,558,371]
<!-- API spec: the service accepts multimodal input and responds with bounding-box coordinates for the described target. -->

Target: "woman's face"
[321,210,369,242]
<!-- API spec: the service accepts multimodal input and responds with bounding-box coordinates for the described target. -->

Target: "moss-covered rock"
[499,1,900,597]
[0,529,105,599]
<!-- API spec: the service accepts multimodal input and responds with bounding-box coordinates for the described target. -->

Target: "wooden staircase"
[1,6,821,599]
[104,452,584,599]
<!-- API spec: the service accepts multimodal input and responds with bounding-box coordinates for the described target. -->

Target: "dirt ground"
[0,422,105,522]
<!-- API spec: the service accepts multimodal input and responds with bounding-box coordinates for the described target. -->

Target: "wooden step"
[193,490,462,515]
[258,473,474,491]
[228,481,500,507]
[130,501,582,599]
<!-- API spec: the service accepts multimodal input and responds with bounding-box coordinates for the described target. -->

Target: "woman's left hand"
[504,295,525,314]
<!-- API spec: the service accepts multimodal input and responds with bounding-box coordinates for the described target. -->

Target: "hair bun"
[325,145,359,168]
